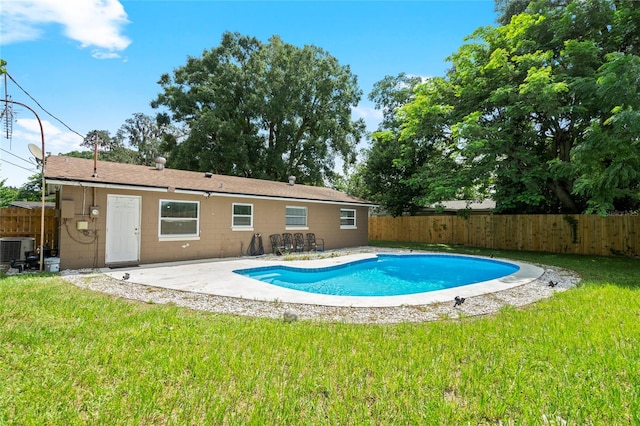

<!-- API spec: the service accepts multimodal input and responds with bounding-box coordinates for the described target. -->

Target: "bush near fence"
[0,208,58,251]
[369,214,640,257]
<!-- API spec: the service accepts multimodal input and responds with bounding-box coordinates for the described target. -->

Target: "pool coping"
[101,252,544,308]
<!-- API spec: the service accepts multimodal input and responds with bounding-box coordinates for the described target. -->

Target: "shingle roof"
[45,155,373,206]
[435,200,496,211]
[9,201,56,209]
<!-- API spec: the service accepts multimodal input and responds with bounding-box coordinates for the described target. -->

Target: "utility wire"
[0,147,36,165]
[0,157,37,173]
[5,72,86,140]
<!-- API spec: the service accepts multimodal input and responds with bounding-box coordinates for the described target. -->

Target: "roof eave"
[46,178,377,207]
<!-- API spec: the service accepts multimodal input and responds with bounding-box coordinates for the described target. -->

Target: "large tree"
[360,73,439,216]
[0,179,18,207]
[151,32,365,185]
[80,130,135,164]
[62,114,179,166]
[114,113,180,166]
[366,0,640,215]
[15,173,42,201]
[0,175,46,205]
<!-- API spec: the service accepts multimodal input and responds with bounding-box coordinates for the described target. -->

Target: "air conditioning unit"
[0,237,36,262]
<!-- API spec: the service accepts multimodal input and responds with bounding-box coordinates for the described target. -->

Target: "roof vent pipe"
[155,156,166,170]
[288,175,296,186]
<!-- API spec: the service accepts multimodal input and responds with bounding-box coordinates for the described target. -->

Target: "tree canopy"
[363,0,640,215]
[0,179,19,207]
[152,32,365,185]
[71,114,177,165]
[115,113,181,166]
[0,175,44,206]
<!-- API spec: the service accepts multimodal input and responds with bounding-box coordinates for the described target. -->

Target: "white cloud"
[1,118,83,187]
[14,118,84,154]
[92,50,121,60]
[352,104,383,132]
[352,105,383,122]
[1,0,131,58]
[17,117,60,136]
[0,10,44,44]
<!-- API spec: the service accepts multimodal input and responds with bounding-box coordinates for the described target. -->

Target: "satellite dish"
[28,143,43,160]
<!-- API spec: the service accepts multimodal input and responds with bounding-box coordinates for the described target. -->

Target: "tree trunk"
[268,122,275,148]
[549,180,580,213]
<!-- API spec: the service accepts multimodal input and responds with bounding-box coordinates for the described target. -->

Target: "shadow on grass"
[369,240,640,290]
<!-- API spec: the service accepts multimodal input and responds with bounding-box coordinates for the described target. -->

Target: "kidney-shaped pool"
[234,254,521,297]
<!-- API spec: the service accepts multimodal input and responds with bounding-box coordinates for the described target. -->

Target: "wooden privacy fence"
[0,208,58,250]
[369,214,640,257]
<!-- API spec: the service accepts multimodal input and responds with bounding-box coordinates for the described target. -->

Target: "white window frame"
[340,208,357,229]
[158,199,200,240]
[285,205,308,230]
[232,203,254,231]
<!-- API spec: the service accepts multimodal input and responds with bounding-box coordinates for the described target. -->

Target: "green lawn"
[1,243,639,424]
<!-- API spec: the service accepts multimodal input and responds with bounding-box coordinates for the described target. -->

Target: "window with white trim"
[159,200,199,237]
[232,203,253,229]
[340,208,356,228]
[285,206,307,228]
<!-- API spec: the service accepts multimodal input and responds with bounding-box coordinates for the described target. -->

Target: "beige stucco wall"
[57,186,369,270]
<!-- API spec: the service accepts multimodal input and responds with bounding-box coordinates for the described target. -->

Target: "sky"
[0,0,498,188]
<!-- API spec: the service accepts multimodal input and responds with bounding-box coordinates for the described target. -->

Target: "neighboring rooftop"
[9,201,56,209]
[433,200,496,211]
[371,199,496,217]
[44,155,373,206]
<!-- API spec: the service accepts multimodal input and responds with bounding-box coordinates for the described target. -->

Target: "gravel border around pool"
[58,247,581,324]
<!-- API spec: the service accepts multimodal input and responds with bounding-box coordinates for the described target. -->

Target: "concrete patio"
[100,251,545,308]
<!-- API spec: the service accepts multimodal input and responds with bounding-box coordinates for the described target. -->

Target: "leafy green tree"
[336,161,373,200]
[81,130,136,163]
[15,174,42,201]
[367,0,640,215]
[0,179,18,207]
[495,0,534,25]
[363,74,473,215]
[115,113,179,166]
[0,175,43,205]
[152,32,364,185]
[360,74,427,215]
[62,115,181,166]
[60,150,94,160]
[369,73,423,131]
[572,53,640,213]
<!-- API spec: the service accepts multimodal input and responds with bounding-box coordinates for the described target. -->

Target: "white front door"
[105,195,141,264]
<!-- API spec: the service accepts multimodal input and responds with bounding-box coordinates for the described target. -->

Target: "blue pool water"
[234,254,520,296]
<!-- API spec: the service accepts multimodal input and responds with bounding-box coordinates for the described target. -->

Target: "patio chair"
[306,233,325,252]
[269,234,286,255]
[282,233,294,253]
[293,233,307,252]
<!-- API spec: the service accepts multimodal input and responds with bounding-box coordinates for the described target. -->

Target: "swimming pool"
[234,254,520,296]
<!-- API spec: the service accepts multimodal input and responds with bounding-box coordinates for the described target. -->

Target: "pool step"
[250,273,281,280]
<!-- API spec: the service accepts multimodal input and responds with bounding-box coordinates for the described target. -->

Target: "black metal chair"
[306,233,325,252]
[282,233,295,253]
[293,233,306,252]
[269,234,286,255]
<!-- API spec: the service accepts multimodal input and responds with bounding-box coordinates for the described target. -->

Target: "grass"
[1,242,639,424]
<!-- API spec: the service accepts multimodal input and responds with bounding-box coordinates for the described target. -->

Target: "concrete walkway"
[101,252,544,308]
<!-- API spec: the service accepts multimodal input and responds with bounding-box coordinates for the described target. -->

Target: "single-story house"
[44,155,374,270]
